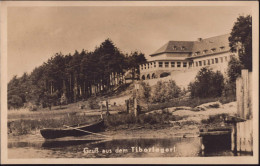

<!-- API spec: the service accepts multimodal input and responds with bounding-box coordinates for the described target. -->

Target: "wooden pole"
[233,70,253,153]
[106,100,110,116]
[133,83,139,117]
[248,72,252,119]
[125,100,129,114]
[134,97,137,117]
[241,121,245,152]
[100,101,103,119]
[237,123,241,151]
[231,122,237,152]
[236,77,242,117]
[242,70,249,119]
[249,119,253,152]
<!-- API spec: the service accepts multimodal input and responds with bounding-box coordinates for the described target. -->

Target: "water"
[8,135,249,158]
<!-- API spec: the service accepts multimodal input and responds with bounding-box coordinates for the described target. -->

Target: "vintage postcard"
[1,0,259,164]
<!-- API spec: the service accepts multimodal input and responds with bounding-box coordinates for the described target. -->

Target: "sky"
[7,6,252,81]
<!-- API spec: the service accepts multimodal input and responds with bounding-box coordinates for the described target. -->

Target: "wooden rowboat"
[40,119,105,139]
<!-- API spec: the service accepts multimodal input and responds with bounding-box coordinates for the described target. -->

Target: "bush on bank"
[188,67,224,98]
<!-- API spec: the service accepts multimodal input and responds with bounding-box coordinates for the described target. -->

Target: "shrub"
[8,95,23,109]
[136,81,151,110]
[152,81,167,103]
[166,80,181,98]
[26,102,38,111]
[60,93,68,105]
[227,56,243,83]
[137,81,151,102]
[87,97,99,109]
[104,112,184,128]
[222,80,236,99]
[151,80,181,103]
[224,56,243,97]
[188,67,224,98]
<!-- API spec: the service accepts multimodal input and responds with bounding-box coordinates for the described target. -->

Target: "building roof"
[151,41,194,56]
[192,34,230,55]
[150,34,230,57]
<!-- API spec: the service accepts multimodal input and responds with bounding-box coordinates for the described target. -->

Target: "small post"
[125,99,129,114]
[231,122,237,153]
[133,83,140,117]
[106,99,110,116]
[237,122,241,151]
[100,101,103,119]
[134,97,137,117]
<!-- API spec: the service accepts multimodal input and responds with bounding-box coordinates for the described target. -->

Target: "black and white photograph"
[0,1,259,164]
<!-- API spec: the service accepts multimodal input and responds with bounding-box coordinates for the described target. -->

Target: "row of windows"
[194,56,228,67]
[158,61,187,68]
[141,61,189,70]
[141,62,156,70]
[193,46,225,56]
[140,56,229,70]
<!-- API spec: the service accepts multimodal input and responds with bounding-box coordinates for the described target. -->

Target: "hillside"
[144,69,199,89]
[144,64,228,89]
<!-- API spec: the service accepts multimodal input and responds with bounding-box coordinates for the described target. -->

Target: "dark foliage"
[8,39,146,109]
[152,80,181,103]
[188,67,224,98]
[229,15,252,71]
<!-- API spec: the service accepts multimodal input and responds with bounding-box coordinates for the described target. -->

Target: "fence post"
[125,99,129,114]
[231,122,237,152]
[106,100,110,116]
[100,101,103,119]
[234,69,253,153]
[236,77,243,117]
[133,83,140,117]
[134,97,137,117]
[241,70,249,119]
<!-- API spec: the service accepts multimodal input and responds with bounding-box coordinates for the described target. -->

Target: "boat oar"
[63,125,111,138]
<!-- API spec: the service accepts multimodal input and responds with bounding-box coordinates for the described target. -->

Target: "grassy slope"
[8,76,236,137]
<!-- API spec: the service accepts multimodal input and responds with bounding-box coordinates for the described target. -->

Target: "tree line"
[8,39,146,110]
[8,15,252,110]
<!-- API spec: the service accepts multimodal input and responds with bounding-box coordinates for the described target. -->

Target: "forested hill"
[8,39,147,110]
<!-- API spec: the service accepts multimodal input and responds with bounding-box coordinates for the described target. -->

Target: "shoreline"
[8,125,200,143]
[7,101,237,143]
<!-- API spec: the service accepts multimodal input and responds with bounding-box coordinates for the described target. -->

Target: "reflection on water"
[8,136,250,158]
[41,140,98,148]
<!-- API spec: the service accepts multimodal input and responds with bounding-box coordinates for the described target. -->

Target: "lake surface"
[8,136,250,158]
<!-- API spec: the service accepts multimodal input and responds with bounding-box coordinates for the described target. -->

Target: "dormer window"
[211,48,216,52]
[173,46,177,50]
[203,50,208,54]
[181,46,186,50]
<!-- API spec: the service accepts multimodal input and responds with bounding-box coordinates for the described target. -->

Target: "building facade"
[140,34,237,80]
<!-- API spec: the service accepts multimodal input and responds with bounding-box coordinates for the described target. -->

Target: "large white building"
[140,34,237,80]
